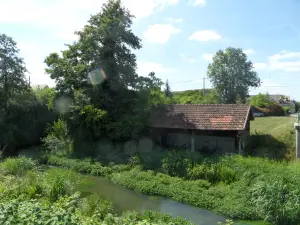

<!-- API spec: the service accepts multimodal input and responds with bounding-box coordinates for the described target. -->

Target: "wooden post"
[191,130,195,152]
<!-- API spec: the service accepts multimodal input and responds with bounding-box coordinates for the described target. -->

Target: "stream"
[80,175,227,225]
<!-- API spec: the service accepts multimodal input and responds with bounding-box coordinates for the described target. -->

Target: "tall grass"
[0,157,193,225]
[46,152,300,224]
[0,156,36,176]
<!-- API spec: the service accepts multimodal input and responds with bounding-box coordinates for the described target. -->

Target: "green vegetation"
[250,94,275,108]
[246,117,295,160]
[207,47,260,104]
[173,89,220,104]
[0,157,192,225]
[251,117,294,136]
[0,0,298,224]
[46,152,299,225]
[250,93,285,116]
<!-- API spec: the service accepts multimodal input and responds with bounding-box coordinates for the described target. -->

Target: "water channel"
[79,175,254,225]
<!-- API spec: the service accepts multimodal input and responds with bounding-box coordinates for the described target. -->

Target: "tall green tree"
[0,34,56,155]
[207,47,260,104]
[164,79,172,97]
[44,0,162,145]
[0,33,28,112]
[45,0,141,95]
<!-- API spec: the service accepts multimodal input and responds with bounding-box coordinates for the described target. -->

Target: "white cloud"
[167,17,184,23]
[0,0,179,24]
[269,51,300,61]
[189,0,206,6]
[137,61,177,80]
[143,24,180,44]
[189,30,221,42]
[243,49,255,55]
[202,53,213,62]
[250,78,295,98]
[0,0,180,42]
[253,63,268,70]
[180,54,200,63]
[268,51,300,72]
[251,51,300,72]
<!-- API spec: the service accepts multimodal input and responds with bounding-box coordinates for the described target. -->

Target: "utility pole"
[203,77,206,96]
[28,75,30,87]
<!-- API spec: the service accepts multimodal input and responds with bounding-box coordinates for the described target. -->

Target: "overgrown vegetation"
[247,117,295,160]
[45,150,300,225]
[0,157,193,225]
[0,0,298,224]
[173,89,220,104]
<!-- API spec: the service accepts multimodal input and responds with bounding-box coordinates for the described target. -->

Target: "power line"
[170,79,300,88]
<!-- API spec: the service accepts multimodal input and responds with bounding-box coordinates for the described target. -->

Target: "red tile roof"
[148,104,252,131]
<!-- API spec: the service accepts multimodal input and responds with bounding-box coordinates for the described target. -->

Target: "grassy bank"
[0,157,193,225]
[247,117,295,160]
[47,153,287,225]
[251,117,294,136]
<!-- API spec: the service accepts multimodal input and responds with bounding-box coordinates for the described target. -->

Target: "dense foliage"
[173,89,220,104]
[250,94,275,108]
[0,34,57,156]
[0,157,193,225]
[45,150,300,225]
[44,0,168,146]
[207,47,260,104]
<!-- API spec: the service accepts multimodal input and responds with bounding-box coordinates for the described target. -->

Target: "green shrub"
[0,157,36,176]
[42,168,83,202]
[161,151,192,177]
[18,146,49,164]
[187,163,236,184]
[48,155,112,176]
[79,194,113,219]
[42,119,72,156]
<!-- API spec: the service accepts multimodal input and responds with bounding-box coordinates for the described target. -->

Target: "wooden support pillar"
[191,130,195,152]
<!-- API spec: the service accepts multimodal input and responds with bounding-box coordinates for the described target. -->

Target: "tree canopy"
[0,33,28,111]
[207,47,261,104]
[44,0,165,147]
[250,93,275,108]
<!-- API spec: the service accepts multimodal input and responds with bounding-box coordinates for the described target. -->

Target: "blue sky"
[1,0,300,100]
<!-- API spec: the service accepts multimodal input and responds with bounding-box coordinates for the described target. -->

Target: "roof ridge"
[159,104,250,106]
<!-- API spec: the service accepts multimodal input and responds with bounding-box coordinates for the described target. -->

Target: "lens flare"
[88,67,108,85]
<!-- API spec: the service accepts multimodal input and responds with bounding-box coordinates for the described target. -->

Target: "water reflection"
[81,176,226,225]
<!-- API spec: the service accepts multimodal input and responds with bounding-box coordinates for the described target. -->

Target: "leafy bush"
[161,151,192,177]
[0,157,36,176]
[47,155,113,176]
[250,93,275,108]
[42,119,72,156]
